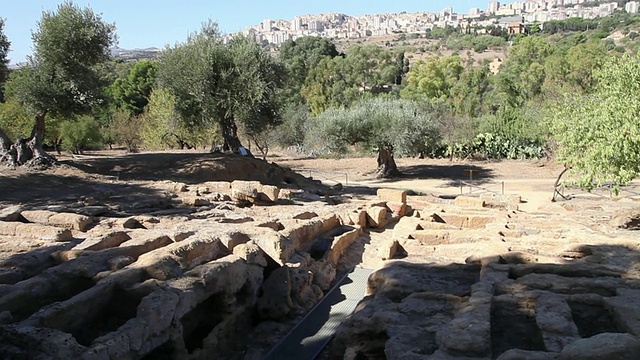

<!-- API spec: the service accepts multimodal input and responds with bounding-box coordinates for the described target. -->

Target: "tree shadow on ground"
[0,172,167,211]
[60,152,253,183]
[381,163,495,185]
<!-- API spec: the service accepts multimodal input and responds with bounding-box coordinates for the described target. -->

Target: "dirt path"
[275,156,566,212]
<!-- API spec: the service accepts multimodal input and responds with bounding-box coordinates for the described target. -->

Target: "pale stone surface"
[73,231,131,251]
[20,210,93,231]
[231,180,260,202]
[19,210,56,225]
[47,212,93,231]
[11,223,74,241]
[233,242,268,267]
[377,188,407,204]
[610,210,640,230]
[367,206,388,228]
[0,205,22,221]
[387,201,408,217]
[181,196,211,207]
[328,226,363,265]
[258,184,280,202]
[454,196,486,209]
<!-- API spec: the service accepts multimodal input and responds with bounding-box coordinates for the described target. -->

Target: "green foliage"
[301,45,398,114]
[425,25,457,39]
[270,104,311,147]
[140,88,217,150]
[5,2,116,118]
[109,60,157,115]
[542,18,600,34]
[492,36,557,107]
[401,55,464,102]
[307,98,440,157]
[279,36,339,105]
[158,24,285,150]
[450,133,545,160]
[0,99,32,140]
[109,109,142,152]
[443,34,506,52]
[60,115,102,154]
[0,18,10,102]
[548,53,640,190]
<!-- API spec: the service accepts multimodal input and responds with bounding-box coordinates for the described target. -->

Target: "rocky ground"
[0,150,638,359]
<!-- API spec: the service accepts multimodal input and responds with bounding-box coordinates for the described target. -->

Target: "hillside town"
[232,0,639,45]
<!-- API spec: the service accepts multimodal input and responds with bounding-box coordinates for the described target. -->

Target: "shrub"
[60,115,103,154]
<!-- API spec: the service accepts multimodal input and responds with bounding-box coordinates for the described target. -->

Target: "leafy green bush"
[60,115,103,154]
[306,98,441,157]
[270,104,311,147]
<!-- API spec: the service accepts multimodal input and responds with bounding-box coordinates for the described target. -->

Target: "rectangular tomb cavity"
[568,300,621,338]
[72,287,145,346]
[181,294,227,353]
[491,297,545,359]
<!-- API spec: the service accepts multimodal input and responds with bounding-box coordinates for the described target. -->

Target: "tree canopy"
[301,45,398,115]
[308,98,440,177]
[158,24,286,152]
[548,53,640,190]
[279,36,339,105]
[109,60,157,115]
[1,1,116,165]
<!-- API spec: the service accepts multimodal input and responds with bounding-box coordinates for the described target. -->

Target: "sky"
[1,0,487,64]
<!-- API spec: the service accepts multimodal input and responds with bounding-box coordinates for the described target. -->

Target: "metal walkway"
[262,267,373,360]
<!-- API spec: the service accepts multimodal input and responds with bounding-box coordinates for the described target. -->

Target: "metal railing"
[459,179,505,195]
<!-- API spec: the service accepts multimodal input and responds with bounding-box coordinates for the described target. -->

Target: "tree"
[109,109,142,153]
[301,45,398,115]
[0,18,10,103]
[279,36,339,104]
[158,24,285,153]
[401,55,464,102]
[492,36,556,107]
[140,87,215,150]
[59,115,102,154]
[308,98,440,178]
[109,60,157,115]
[547,53,640,192]
[1,2,115,166]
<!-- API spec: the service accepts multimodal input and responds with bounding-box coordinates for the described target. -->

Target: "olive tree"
[308,98,440,178]
[157,23,286,153]
[548,53,640,193]
[1,2,115,166]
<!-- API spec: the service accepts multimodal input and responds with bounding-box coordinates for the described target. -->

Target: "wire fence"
[459,180,505,196]
[555,182,640,201]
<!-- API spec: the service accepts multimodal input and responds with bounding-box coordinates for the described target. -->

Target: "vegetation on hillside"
[1,4,640,184]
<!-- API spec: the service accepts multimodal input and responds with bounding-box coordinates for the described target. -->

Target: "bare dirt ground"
[274,155,567,212]
[1,149,635,212]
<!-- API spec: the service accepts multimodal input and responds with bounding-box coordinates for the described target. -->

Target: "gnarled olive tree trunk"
[220,117,241,152]
[376,147,401,178]
[0,112,56,167]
